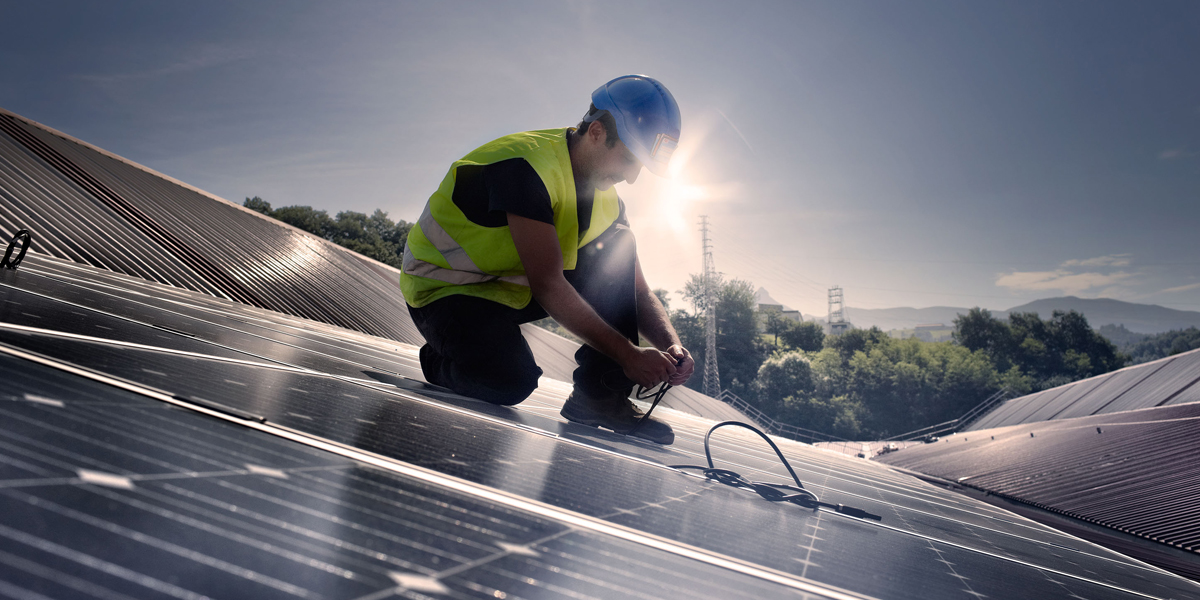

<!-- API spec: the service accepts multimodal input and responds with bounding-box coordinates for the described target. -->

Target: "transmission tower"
[700,216,721,397]
[828,286,849,335]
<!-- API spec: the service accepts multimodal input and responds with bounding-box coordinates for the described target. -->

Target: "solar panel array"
[2,228,1197,598]
[2,106,1198,597]
[0,107,737,424]
[969,348,1200,430]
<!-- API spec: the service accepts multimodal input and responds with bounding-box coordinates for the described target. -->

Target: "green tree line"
[1099,324,1200,364]
[243,196,412,269]
[665,276,1125,439]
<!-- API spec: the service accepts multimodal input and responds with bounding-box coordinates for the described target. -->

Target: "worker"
[400,75,695,445]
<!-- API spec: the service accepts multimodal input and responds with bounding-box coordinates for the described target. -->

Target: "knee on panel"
[473,364,542,406]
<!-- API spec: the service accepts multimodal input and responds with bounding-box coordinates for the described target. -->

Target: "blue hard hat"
[584,75,681,176]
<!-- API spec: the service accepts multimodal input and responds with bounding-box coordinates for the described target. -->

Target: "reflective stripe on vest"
[402,203,531,287]
[401,128,621,309]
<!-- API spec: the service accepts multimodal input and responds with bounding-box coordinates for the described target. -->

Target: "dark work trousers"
[407,224,640,406]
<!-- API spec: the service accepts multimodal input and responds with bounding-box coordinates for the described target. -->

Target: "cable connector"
[835,504,883,521]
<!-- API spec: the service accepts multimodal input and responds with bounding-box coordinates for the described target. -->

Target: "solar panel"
[1,352,821,600]
[2,262,1197,599]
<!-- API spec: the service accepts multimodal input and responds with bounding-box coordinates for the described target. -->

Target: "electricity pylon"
[828,286,849,335]
[700,216,721,397]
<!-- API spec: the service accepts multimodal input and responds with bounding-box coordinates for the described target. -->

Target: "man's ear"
[588,119,607,144]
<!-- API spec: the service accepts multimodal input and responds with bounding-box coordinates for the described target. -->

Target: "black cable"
[669,420,883,521]
[628,382,672,434]
[2,229,31,271]
[627,356,685,434]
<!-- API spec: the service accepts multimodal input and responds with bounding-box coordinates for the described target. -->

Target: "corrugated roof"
[878,402,1200,577]
[968,347,1200,430]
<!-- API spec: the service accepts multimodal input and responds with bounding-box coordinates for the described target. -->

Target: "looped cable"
[628,382,672,434]
[1,229,31,271]
[670,420,882,521]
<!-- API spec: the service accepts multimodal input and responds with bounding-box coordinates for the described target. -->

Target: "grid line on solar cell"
[57,482,368,581]
[0,547,142,600]
[3,488,318,598]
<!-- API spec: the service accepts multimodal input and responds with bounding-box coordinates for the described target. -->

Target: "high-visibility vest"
[401,128,621,309]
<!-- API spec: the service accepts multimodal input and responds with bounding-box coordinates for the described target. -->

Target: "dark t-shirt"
[451,148,628,239]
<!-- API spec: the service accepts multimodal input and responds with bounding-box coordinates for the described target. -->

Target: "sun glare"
[657,176,709,233]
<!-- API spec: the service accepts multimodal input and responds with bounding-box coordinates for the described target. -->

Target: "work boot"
[560,388,675,445]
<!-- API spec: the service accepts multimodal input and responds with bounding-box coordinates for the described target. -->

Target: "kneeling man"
[400,75,695,444]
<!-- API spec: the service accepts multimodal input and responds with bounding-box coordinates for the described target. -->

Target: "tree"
[669,274,769,395]
[652,288,671,312]
[244,198,413,269]
[1120,327,1200,364]
[764,310,791,347]
[679,272,713,315]
[716,278,771,395]
[270,205,336,238]
[755,351,814,413]
[244,196,272,214]
[953,307,1125,392]
[780,321,824,352]
[825,326,890,362]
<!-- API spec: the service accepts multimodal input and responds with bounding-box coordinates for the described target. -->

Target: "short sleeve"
[483,158,554,225]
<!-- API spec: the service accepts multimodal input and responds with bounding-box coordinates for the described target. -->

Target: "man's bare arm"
[508,214,676,388]
[634,255,696,386]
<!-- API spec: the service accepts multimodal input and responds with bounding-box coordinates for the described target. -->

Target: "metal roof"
[877,402,1200,579]
[968,347,1200,430]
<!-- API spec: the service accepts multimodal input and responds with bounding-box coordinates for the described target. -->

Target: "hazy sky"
[3,1,1198,317]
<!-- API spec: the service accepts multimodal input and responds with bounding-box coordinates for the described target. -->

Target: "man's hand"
[622,346,678,389]
[666,345,695,386]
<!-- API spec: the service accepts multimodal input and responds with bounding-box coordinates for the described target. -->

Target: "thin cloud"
[1160,282,1200,294]
[996,255,1139,294]
[1061,254,1132,268]
[1159,148,1196,160]
[75,44,250,84]
[995,270,1136,294]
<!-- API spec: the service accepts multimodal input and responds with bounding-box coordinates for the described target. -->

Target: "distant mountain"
[1004,297,1200,334]
[831,306,986,332]
[815,297,1200,335]
[755,287,786,307]
[761,290,1200,334]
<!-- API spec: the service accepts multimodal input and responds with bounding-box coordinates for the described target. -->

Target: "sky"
[2,1,1198,317]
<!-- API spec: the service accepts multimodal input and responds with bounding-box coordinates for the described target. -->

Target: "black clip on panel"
[1,229,31,270]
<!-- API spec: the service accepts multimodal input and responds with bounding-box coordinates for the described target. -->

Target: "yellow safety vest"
[401,128,621,309]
